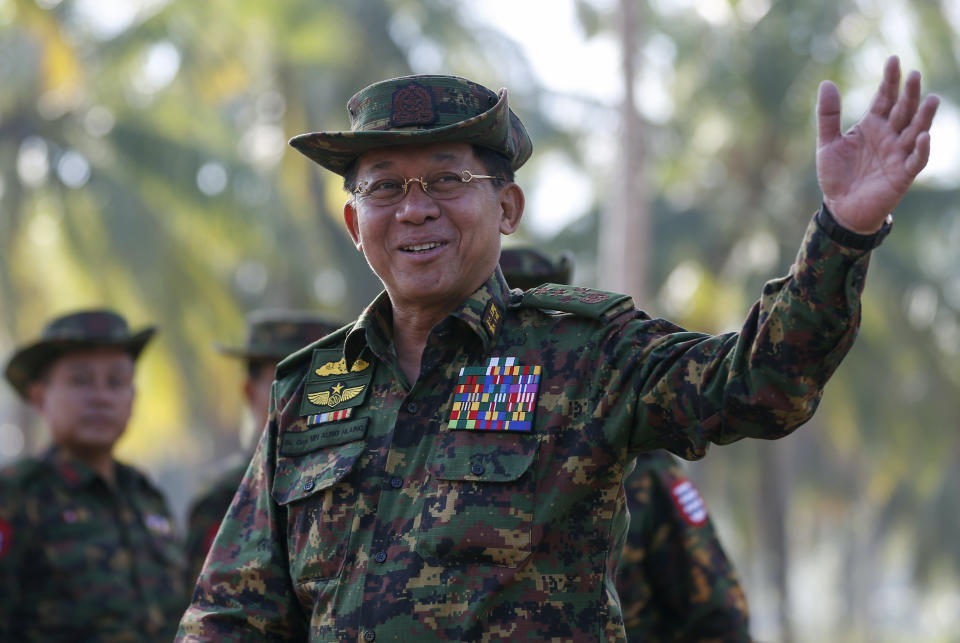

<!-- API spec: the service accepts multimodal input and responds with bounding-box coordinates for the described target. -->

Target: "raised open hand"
[817,56,939,234]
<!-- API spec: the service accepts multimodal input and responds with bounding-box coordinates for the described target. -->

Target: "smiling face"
[343,142,524,316]
[28,348,136,458]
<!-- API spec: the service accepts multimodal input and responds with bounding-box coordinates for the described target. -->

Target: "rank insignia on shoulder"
[448,356,541,432]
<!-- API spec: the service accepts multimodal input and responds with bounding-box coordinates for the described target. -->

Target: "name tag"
[279,418,369,456]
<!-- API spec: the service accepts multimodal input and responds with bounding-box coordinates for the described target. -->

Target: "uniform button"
[363,631,376,642]
[303,478,314,491]
[390,477,403,489]
[406,401,418,414]
[471,463,484,476]
[374,551,387,563]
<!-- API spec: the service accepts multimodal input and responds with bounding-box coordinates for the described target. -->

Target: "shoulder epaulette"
[520,284,635,323]
[276,323,352,378]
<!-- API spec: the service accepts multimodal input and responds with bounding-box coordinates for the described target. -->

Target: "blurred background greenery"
[1,0,958,640]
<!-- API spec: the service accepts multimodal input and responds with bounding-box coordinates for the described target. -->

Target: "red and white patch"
[669,478,708,527]
[0,518,12,558]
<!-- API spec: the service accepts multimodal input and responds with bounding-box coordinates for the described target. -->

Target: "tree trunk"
[597,0,649,303]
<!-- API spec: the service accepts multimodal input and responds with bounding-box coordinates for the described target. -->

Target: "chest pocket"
[416,431,539,568]
[272,440,364,582]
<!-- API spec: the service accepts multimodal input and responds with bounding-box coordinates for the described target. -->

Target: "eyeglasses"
[352,169,502,206]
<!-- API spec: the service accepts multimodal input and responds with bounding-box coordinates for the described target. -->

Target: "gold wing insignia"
[315,357,370,377]
[307,390,331,406]
[309,383,365,408]
[338,385,364,404]
[315,359,348,377]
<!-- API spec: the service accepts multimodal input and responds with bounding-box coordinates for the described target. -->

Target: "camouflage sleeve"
[177,403,308,640]
[610,212,871,457]
[617,453,750,641]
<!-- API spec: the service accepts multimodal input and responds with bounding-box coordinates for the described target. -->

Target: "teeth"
[403,242,441,252]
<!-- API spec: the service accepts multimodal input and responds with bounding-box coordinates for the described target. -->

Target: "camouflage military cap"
[289,74,533,176]
[500,247,574,290]
[4,309,156,399]
[216,309,343,361]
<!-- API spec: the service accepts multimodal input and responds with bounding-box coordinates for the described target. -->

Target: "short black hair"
[342,144,514,194]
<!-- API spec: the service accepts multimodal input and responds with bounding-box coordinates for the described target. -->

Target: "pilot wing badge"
[448,356,541,432]
[299,349,375,419]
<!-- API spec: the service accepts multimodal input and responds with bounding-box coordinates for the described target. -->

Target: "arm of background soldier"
[618,453,750,641]
[184,492,221,594]
[176,395,307,641]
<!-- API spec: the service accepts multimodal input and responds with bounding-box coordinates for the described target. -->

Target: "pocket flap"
[272,440,364,505]
[428,432,538,482]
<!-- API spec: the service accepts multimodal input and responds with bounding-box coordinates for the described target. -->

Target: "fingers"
[905,131,931,178]
[899,94,940,169]
[888,70,922,132]
[817,80,842,148]
[868,55,901,118]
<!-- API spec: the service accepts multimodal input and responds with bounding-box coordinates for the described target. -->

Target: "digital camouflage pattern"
[617,452,750,641]
[185,311,344,587]
[289,74,533,176]
[0,446,186,642]
[503,248,749,638]
[178,212,871,641]
[3,309,155,399]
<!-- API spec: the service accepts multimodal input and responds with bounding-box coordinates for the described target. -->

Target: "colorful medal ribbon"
[448,356,541,432]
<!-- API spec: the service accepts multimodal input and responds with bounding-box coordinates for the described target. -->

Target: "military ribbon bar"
[307,408,353,426]
[448,356,541,432]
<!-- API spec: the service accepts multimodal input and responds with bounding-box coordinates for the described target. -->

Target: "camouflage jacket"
[617,453,750,641]
[184,458,248,589]
[179,214,870,641]
[0,446,186,642]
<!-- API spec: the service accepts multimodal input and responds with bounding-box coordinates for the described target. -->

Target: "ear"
[343,200,363,250]
[497,183,525,236]
[27,380,46,413]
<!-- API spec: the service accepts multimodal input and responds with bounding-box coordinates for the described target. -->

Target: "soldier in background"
[500,247,750,640]
[0,309,185,642]
[184,310,343,588]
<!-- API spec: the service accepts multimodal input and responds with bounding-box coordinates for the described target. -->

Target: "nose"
[394,179,439,224]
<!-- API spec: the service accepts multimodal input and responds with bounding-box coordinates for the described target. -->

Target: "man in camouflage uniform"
[185,310,343,588]
[179,60,938,640]
[0,309,186,642]
[501,247,750,640]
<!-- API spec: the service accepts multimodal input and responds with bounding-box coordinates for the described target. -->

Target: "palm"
[816,57,939,234]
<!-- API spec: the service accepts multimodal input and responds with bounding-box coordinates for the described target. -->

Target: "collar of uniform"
[344,290,394,367]
[43,445,139,490]
[343,270,511,364]
[44,445,103,489]
[448,268,510,353]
